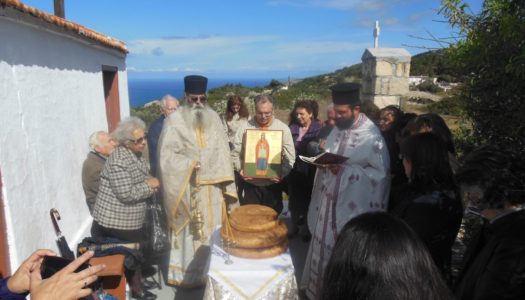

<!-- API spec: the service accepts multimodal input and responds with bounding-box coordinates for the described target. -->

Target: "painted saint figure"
[255,132,269,176]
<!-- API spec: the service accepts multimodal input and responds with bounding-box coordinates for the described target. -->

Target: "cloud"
[272,41,370,55]
[151,47,164,56]
[357,19,376,28]
[128,35,277,56]
[126,34,370,75]
[409,11,431,23]
[160,34,213,40]
[355,17,397,29]
[267,0,387,11]
[383,17,399,26]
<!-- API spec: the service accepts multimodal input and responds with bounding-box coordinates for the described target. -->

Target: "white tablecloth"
[204,227,298,300]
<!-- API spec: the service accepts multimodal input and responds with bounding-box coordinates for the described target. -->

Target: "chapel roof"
[0,0,128,54]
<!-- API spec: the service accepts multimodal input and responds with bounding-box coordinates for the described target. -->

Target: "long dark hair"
[225,95,249,121]
[321,212,452,300]
[400,132,454,191]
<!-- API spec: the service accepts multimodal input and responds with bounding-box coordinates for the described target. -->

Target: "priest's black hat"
[184,75,208,94]
[331,82,361,105]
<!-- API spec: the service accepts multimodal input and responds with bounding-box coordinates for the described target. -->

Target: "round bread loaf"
[221,220,287,249]
[225,241,288,259]
[229,204,278,232]
[222,204,289,258]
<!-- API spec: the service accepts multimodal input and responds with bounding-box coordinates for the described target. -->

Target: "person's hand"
[239,169,254,181]
[7,249,56,294]
[319,139,327,151]
[269,177,281,183]
[29,250,106,300]
[146,177,160,191]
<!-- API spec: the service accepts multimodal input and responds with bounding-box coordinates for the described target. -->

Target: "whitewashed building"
[0,0,129,275]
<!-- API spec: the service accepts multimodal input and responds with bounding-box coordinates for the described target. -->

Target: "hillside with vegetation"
[410,49,460,83]
[132,50,459,126]
[133,0,525,157]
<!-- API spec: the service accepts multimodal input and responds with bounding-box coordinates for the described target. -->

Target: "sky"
[22,0,482,80]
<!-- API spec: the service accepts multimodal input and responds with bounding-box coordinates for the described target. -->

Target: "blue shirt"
[0,278,28,299]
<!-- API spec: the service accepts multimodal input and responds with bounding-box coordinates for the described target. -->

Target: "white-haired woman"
[92,116,159,300]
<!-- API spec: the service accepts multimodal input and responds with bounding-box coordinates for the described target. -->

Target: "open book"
[299,152,349,166]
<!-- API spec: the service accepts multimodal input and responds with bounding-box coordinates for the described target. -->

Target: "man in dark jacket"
[454,145,525,300]
[81,131,116,214]
[147,94,178,177]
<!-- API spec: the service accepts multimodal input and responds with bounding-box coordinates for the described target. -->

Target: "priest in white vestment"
[159,75,238,288]
[301,83,390,299]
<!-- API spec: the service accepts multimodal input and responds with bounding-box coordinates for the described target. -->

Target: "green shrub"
[131,105,162,127]
[427,95,465,116]
[417,79,444,93]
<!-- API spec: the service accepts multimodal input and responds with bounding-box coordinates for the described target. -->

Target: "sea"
[128,78,275,108]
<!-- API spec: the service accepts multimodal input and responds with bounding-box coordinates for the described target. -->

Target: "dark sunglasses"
[190,96,207,102]
[130,135,147,144]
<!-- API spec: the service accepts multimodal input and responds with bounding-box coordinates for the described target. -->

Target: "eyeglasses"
[165,107,177,111]
[256,112,273,117]
[189,96,207,102]
[130,135,147,144]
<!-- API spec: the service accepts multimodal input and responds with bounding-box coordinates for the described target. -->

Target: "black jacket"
[390,187,463,277]
[454,210,525,300]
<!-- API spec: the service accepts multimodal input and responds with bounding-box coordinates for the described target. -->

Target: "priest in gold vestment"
[158,75,238,288]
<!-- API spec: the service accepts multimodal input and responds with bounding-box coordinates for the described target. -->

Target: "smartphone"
[40,256,91,279]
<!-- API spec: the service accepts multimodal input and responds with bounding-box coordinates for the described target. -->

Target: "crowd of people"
[49,75,524,300]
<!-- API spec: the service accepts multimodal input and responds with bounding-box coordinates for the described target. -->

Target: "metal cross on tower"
[374,20,380,48]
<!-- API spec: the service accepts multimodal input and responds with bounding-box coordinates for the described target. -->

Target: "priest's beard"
[182,103,214,131]
[335,117,354,130]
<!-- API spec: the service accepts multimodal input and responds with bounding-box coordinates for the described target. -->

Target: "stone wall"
[361,48,411,109]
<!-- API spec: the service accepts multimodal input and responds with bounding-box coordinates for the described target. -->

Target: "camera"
[40,256,91,279]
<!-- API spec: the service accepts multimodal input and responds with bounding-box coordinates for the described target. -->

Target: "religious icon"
[242,129,283,179]
[255,133,270,176]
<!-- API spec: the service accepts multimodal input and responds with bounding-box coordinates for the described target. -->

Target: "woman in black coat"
[389,133,463,282]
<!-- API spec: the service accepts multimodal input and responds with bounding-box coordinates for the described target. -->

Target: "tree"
[267,79,283,89]
[440,0,525,152]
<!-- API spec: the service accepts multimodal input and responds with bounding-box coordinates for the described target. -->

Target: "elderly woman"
[378,105,403,132]
[454,145,525,300]
[92,116,160,300]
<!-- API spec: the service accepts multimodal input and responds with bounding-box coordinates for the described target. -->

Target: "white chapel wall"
[0,15,129,270]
